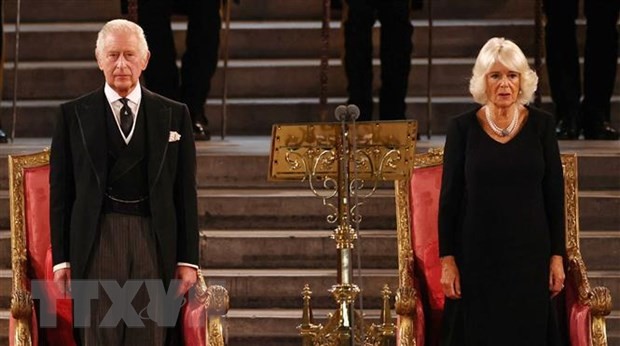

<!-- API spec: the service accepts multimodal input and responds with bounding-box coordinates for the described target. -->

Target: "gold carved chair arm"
[194,270,229,346]
[562,154,612,346]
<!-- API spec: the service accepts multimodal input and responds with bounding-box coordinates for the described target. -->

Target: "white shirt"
[104,83,142,144]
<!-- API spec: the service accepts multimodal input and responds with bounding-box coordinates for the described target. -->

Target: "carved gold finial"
[300,284,315,328]
[380,284,393,324]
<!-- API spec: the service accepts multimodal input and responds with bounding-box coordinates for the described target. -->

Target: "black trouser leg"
[138,0,179,100]
[377,0,412,120]
[179,0,221,126]
[344,0,375,121]
[543,0,581,126]
[581,0,620,127]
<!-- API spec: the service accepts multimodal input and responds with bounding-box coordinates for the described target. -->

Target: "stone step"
[1,287,619,346]
[4,97,620,138]
[202,189,620,231]
[202,229,620,270]
[2,20,586,62]
[2,0,537,23]
[206,268,399,310]
[2,310,618,346]
[0,308,387,346]
[0,140,616,190]
[580,232,620,271]
[2,268,619,311]
[2,93,620,140]
[0,268,399,310]
[0,187,617,230]
[0,310,8,346]
[4,58,620,101]
[0,138,617,190]
[0,98,521,138]
[608,311,620,346]
[0,232,8,270]
[2,227,619,270]
[194,148,620,191]
[200,230,397,270]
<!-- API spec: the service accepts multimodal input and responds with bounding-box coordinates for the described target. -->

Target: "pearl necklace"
[485,106,519,137]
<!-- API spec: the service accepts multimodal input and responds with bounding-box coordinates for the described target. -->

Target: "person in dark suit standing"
[136,0,221,141]
[544,0,620,140]
[342,0,421,121]
[50,19,199,345]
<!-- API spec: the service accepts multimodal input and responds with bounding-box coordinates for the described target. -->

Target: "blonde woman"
[438,37,566,345]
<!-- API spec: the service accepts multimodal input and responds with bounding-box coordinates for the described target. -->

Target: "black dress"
[438,106,566,346]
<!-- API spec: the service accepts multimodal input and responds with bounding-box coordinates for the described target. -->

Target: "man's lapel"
[75,88,107,191]
[142,88,171,191]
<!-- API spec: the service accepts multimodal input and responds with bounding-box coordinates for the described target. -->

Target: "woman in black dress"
[438,37,566,345]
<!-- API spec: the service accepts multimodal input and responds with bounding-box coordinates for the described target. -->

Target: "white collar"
[104,82,142,105]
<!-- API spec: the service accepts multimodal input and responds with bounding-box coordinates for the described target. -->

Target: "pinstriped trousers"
[81,213,166,346]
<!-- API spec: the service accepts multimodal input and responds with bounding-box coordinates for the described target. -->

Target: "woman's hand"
[440,256,462,299]
[549,255,565,298]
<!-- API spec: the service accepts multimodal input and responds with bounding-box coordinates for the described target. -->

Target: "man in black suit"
[544,0,620,140]
[50,19,199,345]
[136,0,221,141]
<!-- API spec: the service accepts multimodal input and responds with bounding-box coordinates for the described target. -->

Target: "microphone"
[346,104,360,121]
[334,105,348,121]
[334,104,360,121]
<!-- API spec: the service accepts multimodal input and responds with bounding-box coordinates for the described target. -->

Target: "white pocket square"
[169,131,181,142]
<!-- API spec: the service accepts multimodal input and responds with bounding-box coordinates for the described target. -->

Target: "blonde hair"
[95,19,149,59]
[469,37,538,105]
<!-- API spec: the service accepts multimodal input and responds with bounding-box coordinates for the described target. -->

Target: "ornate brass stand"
[269,114,417,345]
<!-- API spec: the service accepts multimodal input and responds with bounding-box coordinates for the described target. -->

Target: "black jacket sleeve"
[538,110,566,256]
[438,115,467,257]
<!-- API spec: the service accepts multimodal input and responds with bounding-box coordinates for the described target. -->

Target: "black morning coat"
[50,86,199,283]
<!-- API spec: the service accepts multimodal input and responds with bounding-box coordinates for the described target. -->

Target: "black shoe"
[193,122,211,141]
[555,119,580,140]
[583,122,619,140]
[0,129,7,143]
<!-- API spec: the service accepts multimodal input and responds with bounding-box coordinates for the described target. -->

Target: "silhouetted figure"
[544,0,620,140]
[137,0,223,140]
[342,0,420,121]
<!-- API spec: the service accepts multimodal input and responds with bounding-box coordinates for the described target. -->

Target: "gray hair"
[95,19,149,59]
[469,37,538,105]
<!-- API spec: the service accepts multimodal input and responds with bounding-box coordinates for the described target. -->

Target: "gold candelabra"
[269,114,417,346]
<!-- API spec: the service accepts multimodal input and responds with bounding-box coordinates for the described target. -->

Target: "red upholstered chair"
[394,149,613,346]
[8,150,229,346]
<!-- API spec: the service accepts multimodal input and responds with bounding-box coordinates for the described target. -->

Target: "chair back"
[9,149,75,346]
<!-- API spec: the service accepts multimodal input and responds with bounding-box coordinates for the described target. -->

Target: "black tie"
[119,98,134,137]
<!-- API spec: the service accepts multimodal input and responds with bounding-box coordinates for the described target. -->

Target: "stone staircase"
[0,0,618,345]
[0,0,618,137]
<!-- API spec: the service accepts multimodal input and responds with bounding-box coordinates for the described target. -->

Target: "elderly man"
[50,19,199,345]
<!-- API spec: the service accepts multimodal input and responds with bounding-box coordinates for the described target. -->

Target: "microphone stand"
[9,0,21,142]
[0,0,8,142]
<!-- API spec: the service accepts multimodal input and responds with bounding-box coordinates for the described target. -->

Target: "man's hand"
[175,266,198,297]
[440,256,462,299]
[53,268,72,297]
[549,255,565,298]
